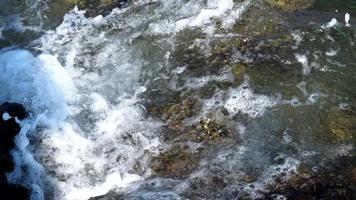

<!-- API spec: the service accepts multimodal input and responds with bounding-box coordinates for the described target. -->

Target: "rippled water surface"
[0,0,355,199]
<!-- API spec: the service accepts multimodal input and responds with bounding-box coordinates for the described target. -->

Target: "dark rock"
[76,0,129,17]
[0,102,29,200]
[4,184,30,200]
[266,156,356,200]
[0,152,15,172]
[0,102,27,120]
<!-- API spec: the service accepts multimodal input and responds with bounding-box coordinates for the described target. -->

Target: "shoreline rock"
[0,102,29,200]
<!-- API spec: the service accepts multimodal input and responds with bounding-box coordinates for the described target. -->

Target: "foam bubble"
[2,112,11,121]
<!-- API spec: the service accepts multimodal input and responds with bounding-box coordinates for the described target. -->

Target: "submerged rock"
[74,0,129,17]
[162,99,201,130]
[327,107,356,143]
[0,102,29,200]
[265,0,315,11]
[267,156,356,200]
[195,117,229,141]
[151,144,201,179]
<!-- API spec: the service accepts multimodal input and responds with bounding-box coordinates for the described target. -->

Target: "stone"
[0,102,29,200]
[265,0,315,11]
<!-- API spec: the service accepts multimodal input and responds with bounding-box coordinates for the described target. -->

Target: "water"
[0,0,355,199]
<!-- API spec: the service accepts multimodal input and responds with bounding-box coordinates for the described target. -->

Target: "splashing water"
[1,0,355,200]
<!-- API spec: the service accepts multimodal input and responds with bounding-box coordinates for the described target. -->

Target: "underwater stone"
[327,107,356,142]
[196,117,229,140]
[265,0,315,11]
[151,145,200,179]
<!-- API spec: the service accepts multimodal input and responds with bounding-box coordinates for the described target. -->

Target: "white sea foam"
[224,84,279,118]
[295,53,311,75]
[0,49,75,200]
[0,50,74,122]
[175,0,251,33]
[325,49,338,57]
[325,18,338,28]
[345,13,351,27]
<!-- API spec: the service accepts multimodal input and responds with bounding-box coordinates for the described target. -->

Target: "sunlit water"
[0,0,355,199]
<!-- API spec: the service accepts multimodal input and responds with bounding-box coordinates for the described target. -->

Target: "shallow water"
[0,0,355,199]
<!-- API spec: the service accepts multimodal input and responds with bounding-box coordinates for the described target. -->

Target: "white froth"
[345,13,351,27]
[325,18,338,28]
[325,49,338,57]
[291,31,302,49]
[0,50,74,122]
[176,0,233,29]
[224,85,278,118]
[24,4,169,199]
[295,53,311,75]
[0,49,76,200]
[306,93,325,104]
[90,93,109,112]
[176,0,250,32]
[185,73,234,89]
[65,172,142,200]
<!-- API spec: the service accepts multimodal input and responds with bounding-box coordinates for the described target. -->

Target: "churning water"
[0,0,355,199]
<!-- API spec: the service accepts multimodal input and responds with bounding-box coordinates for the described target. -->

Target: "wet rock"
[0,102,27,163]
[195,117,229,141]
[327,107,356,143]
[352,167,356,182]
[162,99,201,130]
[0,102,29,200]
[151,144,201,179]
[233,3,288,38]
[232,63,246,85]
[265,0,315,11]
[266,157,356,200]
[75,0,129,17]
